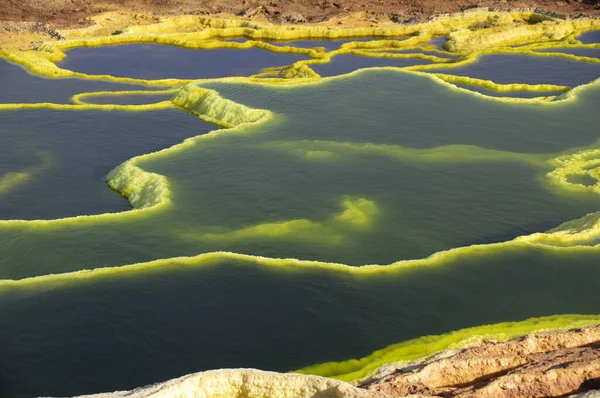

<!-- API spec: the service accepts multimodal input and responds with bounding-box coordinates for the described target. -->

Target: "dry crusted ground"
[362,326,600,397]
[1,0,599,51]
[1,0,599,29]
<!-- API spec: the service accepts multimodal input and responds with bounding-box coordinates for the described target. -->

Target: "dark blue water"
[428,35,447,50]
[0,59,156,104]
[55,41,452,82]
[59,43,312,80]
[577,30,600,44]
[536,47,600,59]
[312,54,432,76]
[0,106,212,220]
[81,93,175,105]
[427,53,600,87]
[1,247,599,397]
[223,37,408,51]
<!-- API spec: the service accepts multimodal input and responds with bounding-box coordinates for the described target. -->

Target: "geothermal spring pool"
[1,15,600,397]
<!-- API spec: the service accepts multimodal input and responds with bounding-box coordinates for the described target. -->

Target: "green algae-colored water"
[3,250,600,396]
[1,39,600,397]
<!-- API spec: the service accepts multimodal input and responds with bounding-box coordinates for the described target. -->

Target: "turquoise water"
[1,44,600,397]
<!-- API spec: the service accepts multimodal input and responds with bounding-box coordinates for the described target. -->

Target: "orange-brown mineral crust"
[1,0,599,30]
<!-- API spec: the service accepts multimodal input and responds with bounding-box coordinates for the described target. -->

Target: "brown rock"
[362,326,600,398]
[1,0,600,28]
[284,13,307,22]
[452,346,600,397]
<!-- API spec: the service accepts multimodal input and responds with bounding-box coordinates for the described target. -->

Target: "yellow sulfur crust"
[1,12,600,380]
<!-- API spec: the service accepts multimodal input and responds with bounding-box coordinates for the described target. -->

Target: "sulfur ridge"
[295,314,600,382]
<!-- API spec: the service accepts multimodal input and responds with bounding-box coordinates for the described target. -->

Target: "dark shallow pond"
[2,248,599,397]
[59,43,312,79]
[427,53,600,87]
[58,41,453,81]
[0,59,156,104]
[427,35,447,50]
[0,108,211,220]
[536,47,600,59]
[311,53,433,76]
[577,29,600,44]
[223,37,408,51]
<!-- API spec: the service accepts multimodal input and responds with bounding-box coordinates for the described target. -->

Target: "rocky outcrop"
[76,369,389,398]
[2,0,600,29]
[361,326,600,398]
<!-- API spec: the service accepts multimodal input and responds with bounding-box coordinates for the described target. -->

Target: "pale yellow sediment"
[76,368,380,398]
[70,89,180,105]
[186,196,378,245]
